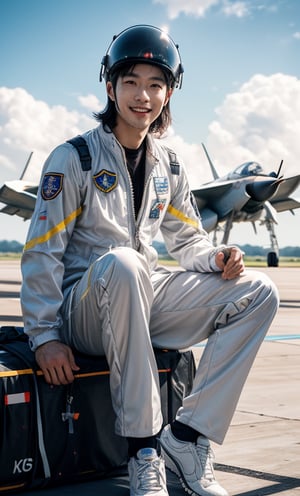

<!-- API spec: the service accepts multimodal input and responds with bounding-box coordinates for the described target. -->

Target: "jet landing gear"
[266,219,279,267]
[267,251,279,267]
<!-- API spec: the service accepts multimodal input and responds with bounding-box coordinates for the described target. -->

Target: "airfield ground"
[0,261,299,495]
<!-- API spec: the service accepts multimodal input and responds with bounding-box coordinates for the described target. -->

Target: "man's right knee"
[92,248,151,292]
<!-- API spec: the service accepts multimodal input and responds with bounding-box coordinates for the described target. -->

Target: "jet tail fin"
[19,152,34,180]
[201,143,220,180]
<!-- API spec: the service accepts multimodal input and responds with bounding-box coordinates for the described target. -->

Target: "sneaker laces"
[195,442,215,482]
[136,457,164,492]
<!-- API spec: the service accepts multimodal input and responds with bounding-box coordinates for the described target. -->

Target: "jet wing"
[192,181,233,210]
[192,180,245,231]
[0,180,38,220]
[271,197,300,212]
[0,204,34,220]
[270,175,300,213]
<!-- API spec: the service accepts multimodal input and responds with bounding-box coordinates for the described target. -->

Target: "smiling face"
[106,63,172,148]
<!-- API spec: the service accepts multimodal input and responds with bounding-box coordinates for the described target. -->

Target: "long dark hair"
[93,63,174,137]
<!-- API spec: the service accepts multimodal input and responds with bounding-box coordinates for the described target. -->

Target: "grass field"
[1,253,300,267]
[243,257,300,267]
[0,253,22,261]
[159,256,300,267]
[160,256,300,268]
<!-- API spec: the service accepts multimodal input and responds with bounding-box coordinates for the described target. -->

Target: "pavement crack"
[237,409,300,422]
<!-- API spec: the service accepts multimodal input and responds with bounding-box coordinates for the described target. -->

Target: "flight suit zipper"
[118,145,140,250]
[135,168,156,253]
[117,138,157,252]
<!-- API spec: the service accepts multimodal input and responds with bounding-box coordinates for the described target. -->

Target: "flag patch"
[4,392,31,405]
[39,209,47,220]
[149,199,166,218]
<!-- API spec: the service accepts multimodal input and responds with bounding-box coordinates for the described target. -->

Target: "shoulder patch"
[165,148,180,175]
[93,170,118,193]
[41,173,64,200]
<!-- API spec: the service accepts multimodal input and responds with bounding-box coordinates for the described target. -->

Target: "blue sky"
[0,0,300,247]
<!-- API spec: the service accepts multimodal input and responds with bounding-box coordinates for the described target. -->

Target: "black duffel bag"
[0,326,195,493]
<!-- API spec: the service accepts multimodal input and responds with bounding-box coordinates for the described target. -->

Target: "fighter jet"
[192,144,300,266]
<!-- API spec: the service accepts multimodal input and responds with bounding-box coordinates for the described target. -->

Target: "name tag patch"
[94,170,118,193]
[41,173,64,200]
[153,177,168,195]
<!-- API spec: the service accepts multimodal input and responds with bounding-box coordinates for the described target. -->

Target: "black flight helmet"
[100,24,184,89]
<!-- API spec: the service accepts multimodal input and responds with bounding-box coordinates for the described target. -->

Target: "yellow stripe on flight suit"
[167,204,199,229]
[79,263,94,301]
[24,207,83,251]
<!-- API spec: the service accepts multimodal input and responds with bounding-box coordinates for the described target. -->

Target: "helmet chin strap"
[99,55,108,82]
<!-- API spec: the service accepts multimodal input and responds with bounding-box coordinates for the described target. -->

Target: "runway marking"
[0,316,23,322]
[264,334,300,341]
[0,292,20,298]
[194,334,300,347]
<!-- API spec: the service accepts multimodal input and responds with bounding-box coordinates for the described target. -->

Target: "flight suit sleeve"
[160,157,225,272]
[20,144,84,351]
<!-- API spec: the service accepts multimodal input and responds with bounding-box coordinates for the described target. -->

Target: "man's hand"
[35,341,80,386]
[215,246,245,280]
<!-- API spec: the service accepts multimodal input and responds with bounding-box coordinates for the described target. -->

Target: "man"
[21,25,279,496]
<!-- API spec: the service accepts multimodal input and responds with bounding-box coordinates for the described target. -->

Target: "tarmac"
[0,260,299,495]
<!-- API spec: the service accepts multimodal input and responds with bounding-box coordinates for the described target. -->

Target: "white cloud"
[78,93,104,112]
[222,1,249,17]
[153,0,251,19]
[153,0,220,19]
[293,32,300,40]
[205,73,300,177]
[161,132,205,184]
[0,153,14,170]
[0,87,95,182]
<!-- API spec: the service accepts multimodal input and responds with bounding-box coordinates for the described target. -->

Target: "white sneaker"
[160,425,228,496]
[128,447,169,496]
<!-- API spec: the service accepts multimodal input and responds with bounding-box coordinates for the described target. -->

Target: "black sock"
[127,436,158,458]
[171,420,199,443]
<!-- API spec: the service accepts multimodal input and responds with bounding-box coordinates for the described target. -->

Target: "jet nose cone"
[246,178,284,202]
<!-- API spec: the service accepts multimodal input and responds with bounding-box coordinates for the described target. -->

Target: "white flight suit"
[21,123,279,444]
[62,247,278,444]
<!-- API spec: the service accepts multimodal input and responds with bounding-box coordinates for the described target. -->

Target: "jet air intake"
[246,178,283,203]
